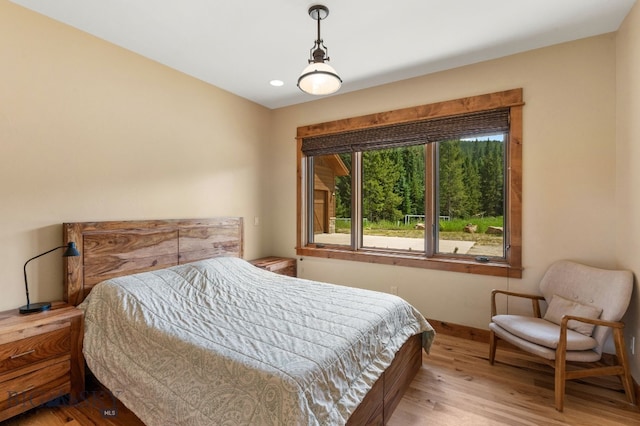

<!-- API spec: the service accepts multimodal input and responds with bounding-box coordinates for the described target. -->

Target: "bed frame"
[62,217,422,425]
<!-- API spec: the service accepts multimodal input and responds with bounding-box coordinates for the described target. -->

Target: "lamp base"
[19,302,51,314]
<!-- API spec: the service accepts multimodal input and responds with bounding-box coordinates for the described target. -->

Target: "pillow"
[543,294,603,336]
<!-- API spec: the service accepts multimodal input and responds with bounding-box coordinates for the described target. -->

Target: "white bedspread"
[79,257,435,425]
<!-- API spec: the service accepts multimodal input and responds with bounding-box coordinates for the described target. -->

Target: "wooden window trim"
[296,89,523,278]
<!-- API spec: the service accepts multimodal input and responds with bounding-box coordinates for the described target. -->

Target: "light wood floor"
[6,334,640,425]
[390,335,640,426]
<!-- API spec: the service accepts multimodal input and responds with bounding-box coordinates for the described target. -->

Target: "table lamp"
[20,242,80,314]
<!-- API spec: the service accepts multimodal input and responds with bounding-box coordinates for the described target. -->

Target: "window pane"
[362,146,425,251]
[436,135,505,257]
[310,153,352,247]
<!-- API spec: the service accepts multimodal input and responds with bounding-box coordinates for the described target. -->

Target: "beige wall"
[616,1,640,380]
[269,33,622,355]
[0,1,271,311]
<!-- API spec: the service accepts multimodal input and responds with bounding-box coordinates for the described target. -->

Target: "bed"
[62,218,435,425]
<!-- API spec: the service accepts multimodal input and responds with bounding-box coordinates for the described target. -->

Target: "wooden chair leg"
[555,338,568,412]
[489,330,497,365]
[613,328,637,406]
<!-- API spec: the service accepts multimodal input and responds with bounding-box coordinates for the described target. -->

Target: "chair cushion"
[491,315,598,351]
[489,322,602,362]
[543,294,602,336]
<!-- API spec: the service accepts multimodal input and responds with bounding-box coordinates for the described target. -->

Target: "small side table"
[250,256,297,277]
[0,302,84,422]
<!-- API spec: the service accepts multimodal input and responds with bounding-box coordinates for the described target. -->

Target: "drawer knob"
[10,349,36,359]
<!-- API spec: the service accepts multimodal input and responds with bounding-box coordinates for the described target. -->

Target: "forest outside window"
[296,89,523,278]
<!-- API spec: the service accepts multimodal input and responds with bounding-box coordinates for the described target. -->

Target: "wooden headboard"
[63,217,244,305]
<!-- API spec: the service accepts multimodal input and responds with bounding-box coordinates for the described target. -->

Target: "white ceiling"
[11,0,637,109]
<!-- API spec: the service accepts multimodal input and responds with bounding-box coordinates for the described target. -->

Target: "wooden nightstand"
[250,256,297,277]
[0,302,84,422]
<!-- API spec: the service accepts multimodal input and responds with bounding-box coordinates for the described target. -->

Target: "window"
[296,89,523,278]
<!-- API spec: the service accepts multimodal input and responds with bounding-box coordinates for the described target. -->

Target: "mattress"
[78,256,435,425]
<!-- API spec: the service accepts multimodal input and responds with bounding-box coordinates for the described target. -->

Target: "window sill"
[296,246,523,278]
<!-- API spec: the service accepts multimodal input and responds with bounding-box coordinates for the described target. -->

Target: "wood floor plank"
[4,334,640,425]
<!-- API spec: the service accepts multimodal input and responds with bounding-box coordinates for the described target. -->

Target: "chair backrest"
[539,260,633,350]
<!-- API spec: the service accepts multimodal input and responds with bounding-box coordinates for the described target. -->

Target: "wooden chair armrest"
[560,315,624,329]
[557,316,625,356]
[491,289,545,300]
[491,289,545,317]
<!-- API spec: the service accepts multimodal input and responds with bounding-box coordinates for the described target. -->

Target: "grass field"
[335,216,504,246]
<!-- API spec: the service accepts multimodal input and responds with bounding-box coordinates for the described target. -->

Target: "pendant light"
[297,5,342,95]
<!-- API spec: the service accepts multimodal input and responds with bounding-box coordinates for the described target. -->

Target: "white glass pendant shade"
[297,62,342,95]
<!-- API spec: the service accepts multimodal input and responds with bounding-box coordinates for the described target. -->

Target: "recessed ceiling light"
[270,80,284,87]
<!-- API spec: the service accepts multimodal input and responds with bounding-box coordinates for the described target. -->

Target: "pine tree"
[362,150,403,222]
[330,137,502,225]
[463,156,481,216]
[407,146,426,215]
[438,140,468,218]
[334,153,351,219]
[478,142,504,216]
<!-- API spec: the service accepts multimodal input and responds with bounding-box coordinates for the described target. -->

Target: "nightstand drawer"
[0,326,69,375]
[0,359,70,410]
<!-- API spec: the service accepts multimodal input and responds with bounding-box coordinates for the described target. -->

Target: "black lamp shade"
[63,242,80,257]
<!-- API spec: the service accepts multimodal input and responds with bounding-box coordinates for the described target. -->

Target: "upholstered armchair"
[489,260,636,411]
